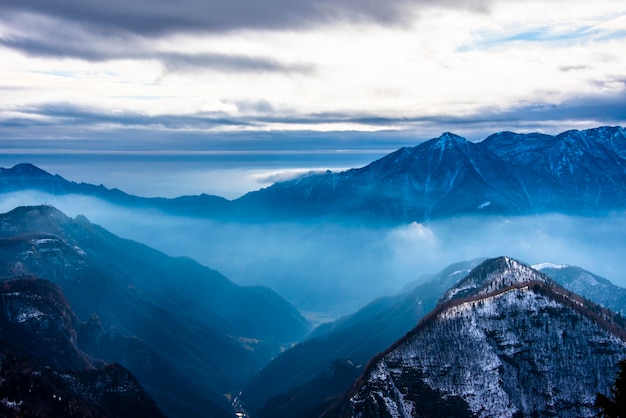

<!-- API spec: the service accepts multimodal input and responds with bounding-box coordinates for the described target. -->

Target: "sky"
[1,0,626,197]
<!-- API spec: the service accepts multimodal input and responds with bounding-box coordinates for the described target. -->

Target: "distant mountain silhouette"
[2,126,624,223]
[0,163,231,216]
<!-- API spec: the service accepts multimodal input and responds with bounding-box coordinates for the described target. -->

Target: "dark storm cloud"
[1,0,490,37]
[0,0,488,70]
[1,88,624,144]
[22,103,251,128]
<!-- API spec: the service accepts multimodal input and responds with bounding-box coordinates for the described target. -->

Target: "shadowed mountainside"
[0,205,310,417]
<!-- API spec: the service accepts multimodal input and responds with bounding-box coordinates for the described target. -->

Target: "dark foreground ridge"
[0,276,165,417]
[0,204,310,417]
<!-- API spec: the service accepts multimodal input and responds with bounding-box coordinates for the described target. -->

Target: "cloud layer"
[2,190,626,316]
[0,0,625,144]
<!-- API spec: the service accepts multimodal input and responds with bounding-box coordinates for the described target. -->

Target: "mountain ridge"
[0,204,310,417]
[1,125,625,223]
[326,257,626,418]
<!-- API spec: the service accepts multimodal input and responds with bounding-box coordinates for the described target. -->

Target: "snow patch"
[16,306,45,323]
[30,238,58,245]
[1,398,22,409]
[532,262,568,270]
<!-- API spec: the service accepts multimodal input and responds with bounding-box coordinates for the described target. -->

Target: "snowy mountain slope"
[438,256,550,304]
[328,257,626,418]
[240,259,484,416]
[536,262,626,316]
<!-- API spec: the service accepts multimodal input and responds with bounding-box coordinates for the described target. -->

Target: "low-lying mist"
[2,190,625,318]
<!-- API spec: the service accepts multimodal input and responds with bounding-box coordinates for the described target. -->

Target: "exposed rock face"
[331,257,626,418]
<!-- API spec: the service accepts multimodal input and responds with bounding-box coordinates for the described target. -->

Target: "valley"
[1,126,626,417]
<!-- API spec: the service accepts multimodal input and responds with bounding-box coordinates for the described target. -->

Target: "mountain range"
[1,125,626,417]
[2,205,625,416]
[238,126,626,222]
[1,126,625,223]
[0,205,310,417]
[240,257,626,417]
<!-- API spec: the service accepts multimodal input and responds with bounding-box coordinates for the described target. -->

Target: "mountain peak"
[439,256,549,304]
[4,204,71,226]
[2,163,53,177]
[337,256,626,418]
[433,132,468,149]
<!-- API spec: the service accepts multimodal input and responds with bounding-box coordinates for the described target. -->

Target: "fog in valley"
[2,190,625,319]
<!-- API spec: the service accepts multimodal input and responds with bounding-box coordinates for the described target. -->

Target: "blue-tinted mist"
[0,151,391,199]
[1,190,625,318]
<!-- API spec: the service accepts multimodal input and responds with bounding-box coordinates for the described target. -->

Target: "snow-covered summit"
[432,131,469,150]
[439,256,549,304]
[335,256,626,418]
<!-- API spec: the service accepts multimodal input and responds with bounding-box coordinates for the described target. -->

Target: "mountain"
[482,126,626,213]
[243,257,626,416]
[1,126,625,223]
[236,126,626,222]
[326,257,626,417]
[240,259,484,416]
[534,262,626,316]
[235,133,531,222]
[0,163,231,216]
[0,205,310,417]
[0,276,165,417]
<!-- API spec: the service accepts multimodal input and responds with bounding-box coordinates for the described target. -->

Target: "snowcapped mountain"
[236,126,626,222]
[535,262,626,316]
[327,257,626,418]
[240,259,484,416]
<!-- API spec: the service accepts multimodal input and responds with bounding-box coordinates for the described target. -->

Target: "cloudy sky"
[1,0,625,197]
